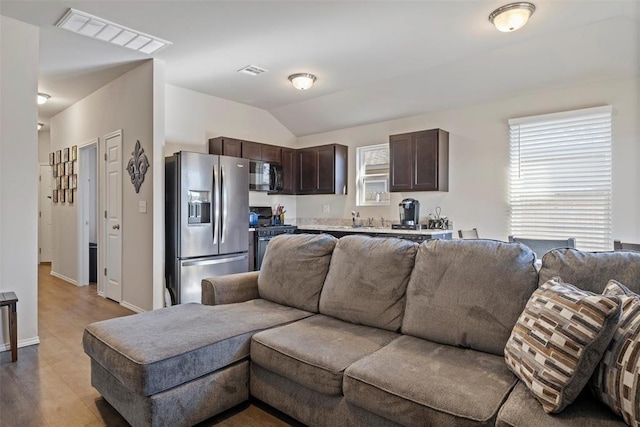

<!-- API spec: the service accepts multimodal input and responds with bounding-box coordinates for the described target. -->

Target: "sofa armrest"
[201,271,260,305]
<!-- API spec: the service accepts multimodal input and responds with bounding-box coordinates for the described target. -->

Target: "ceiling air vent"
[238,65,269,76]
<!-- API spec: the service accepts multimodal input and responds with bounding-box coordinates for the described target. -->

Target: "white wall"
[38,131,50,163]
[165,84,298,221]
[50,60,157,311]
[0,16,40,348]
[296,76,640,243]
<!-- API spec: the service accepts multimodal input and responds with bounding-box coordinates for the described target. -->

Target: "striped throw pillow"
[591,280,640,426]
[504,277,621,413]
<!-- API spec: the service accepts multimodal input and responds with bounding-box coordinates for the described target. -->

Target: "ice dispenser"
[187,190,211,224]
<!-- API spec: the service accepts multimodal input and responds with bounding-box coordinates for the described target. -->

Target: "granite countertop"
[297,224,452,236]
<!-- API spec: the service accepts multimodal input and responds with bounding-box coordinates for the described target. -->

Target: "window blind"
[356,143,390,206]
[508,105,612,251]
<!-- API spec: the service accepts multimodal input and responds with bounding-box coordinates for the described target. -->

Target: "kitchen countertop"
[297,224,452,236]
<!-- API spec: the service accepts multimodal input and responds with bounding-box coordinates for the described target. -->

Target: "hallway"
[0,264,295,426]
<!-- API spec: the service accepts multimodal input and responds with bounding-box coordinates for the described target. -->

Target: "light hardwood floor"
[0,264,298,427]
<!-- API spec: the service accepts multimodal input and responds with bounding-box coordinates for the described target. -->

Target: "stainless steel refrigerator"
[165,151,249,304]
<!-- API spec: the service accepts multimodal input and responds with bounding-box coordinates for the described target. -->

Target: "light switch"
[322,204,330,213]
[139,201,147,213]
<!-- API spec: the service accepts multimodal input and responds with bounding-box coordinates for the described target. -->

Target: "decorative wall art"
[50,144,78,204]
[127,140,150,194]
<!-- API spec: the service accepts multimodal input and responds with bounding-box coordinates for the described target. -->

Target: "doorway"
[77,140,98,286]
[38,163,53,263]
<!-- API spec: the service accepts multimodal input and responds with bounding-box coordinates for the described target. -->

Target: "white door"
[38,164,53,262]
[105,131,122,302]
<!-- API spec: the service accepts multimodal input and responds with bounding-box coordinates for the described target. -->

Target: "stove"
[255,225,297,237]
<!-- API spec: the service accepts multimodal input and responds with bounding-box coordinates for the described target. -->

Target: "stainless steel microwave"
[249,161,283,192]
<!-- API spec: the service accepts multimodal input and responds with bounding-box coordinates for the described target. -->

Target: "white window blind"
[508,105,612,251]
[356,143,390,206]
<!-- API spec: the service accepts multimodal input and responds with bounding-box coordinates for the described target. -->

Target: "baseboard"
[0,336,40,351]
[50,270,78,286]
[97,290,105,297]
[119,300,145,313]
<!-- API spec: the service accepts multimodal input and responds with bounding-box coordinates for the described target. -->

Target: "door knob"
[112,224,120,230]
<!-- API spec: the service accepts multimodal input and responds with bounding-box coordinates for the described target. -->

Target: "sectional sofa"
[83,234,640,427]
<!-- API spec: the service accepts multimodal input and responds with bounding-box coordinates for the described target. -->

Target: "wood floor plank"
[0,264,297,426]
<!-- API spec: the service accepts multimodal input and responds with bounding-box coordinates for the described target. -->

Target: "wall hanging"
[127,140,149,193]
[49,144,77,204]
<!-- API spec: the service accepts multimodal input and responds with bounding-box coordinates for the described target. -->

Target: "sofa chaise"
[83,234,640,426]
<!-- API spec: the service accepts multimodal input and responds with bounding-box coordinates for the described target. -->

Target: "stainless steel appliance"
[249,160,283,192]
[393,198,421,230]
[249,206,296,270]
[165,151,249,304]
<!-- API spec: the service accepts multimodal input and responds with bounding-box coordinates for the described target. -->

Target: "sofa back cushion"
[258,233,338,312]
[402,239,538,356]
[319,235,418,332]
[539,248,640,294]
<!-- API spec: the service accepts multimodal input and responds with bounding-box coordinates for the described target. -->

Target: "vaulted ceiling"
[2,1,638,136]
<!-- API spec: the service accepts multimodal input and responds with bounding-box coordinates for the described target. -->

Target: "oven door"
[256,236,272,270]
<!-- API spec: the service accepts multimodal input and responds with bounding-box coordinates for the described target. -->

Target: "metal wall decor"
[127,140,150,193]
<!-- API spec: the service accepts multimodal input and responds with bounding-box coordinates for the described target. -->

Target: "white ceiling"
[1,1,638,136]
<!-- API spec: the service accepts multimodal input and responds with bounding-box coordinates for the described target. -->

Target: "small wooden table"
[0,291,18,362]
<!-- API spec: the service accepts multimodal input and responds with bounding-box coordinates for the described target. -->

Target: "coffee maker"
[393,198,421,230]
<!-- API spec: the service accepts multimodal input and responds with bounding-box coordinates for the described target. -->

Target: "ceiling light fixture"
[37,93,51,105]
[489,2,536,32]
[288,73,317,90]
[38,123,44,131]
[55,8,172,54]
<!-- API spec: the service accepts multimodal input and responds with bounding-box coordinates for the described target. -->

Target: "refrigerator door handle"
[182,254,248,267]
[221,165,227,244]
[213,166,220,244]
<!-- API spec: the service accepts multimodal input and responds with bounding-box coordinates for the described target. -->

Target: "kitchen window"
[357,143,390,206]
[508,105,612,251]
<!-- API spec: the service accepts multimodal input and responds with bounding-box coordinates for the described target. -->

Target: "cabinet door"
[298,149,318,194]
[413,130,439,191]
[261,145,282,164]
[223,139,242,157]
[389,134,414,192]
[281,148,297,194]
[242,141,262,160]
[316,145,336,193]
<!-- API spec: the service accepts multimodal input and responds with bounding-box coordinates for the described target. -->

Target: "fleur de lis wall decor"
[127,140,150,193]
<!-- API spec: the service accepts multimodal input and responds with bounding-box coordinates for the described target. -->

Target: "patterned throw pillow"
[591,280,640,426]
[504,277,621,413]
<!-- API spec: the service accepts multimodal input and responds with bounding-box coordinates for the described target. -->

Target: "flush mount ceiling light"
[288,73,317,90]
[55,8,172,54]
[489,2,536,32]
[37,93,50,105]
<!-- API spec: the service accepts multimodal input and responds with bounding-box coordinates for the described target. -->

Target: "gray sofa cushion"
[83,300,312,396]
[319,235,418,331]
[344,335,517,426]
[258,233,338,312]
[539,248,640,293]
[402,239,538,356]
[251,314,399,396]
[496,381,626,427]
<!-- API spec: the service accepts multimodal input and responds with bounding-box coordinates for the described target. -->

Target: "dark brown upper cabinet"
[297,144,348,195]
[280,148,297,195]
[209,137,281,163]
[208,137,242,158]
[389,129,449,192]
